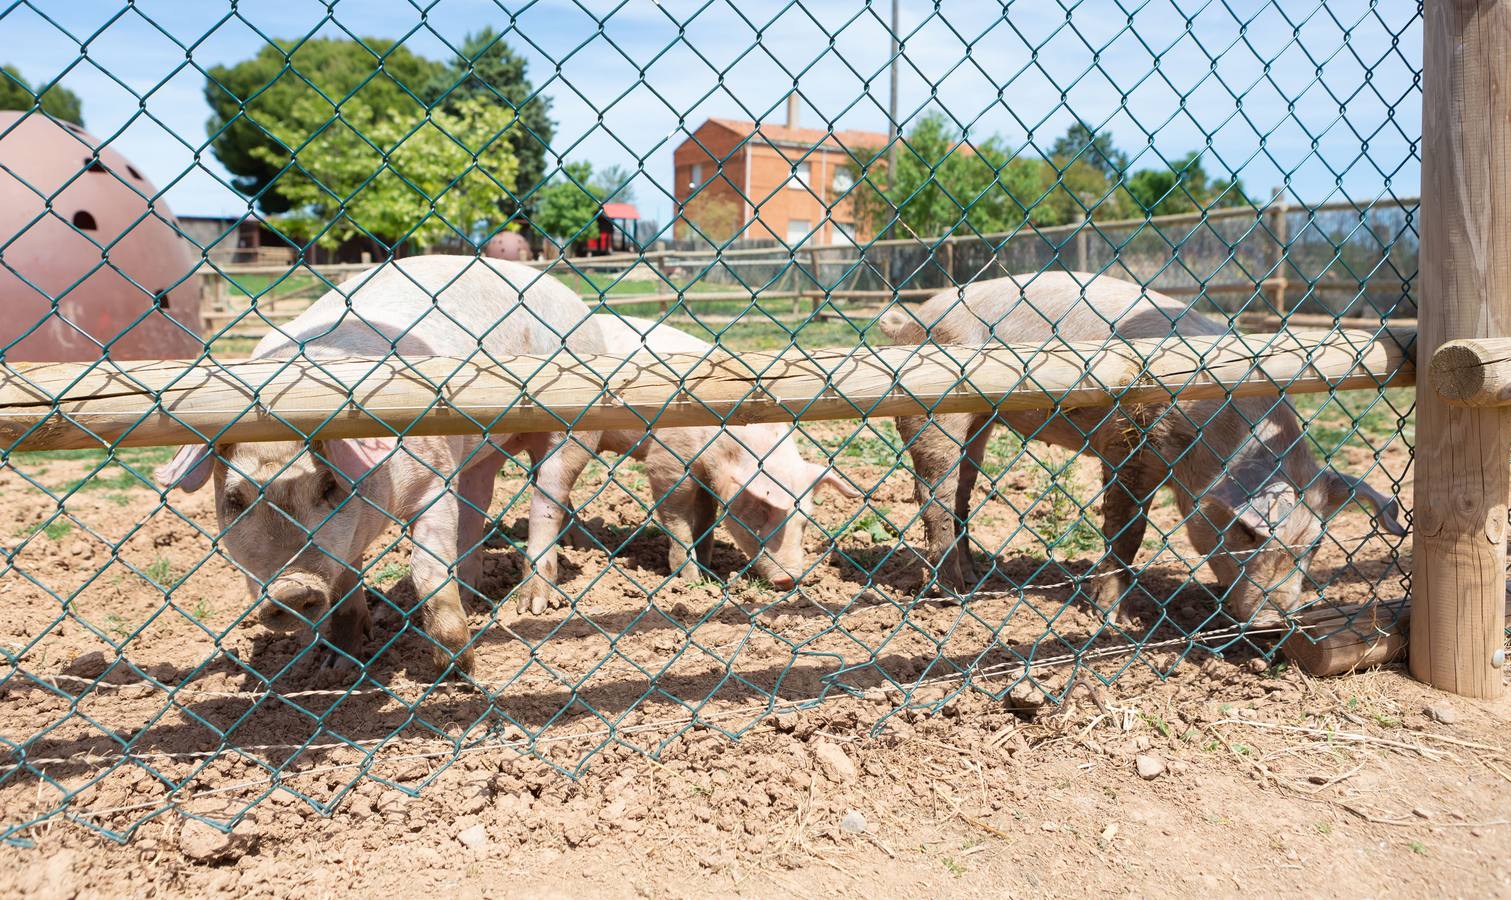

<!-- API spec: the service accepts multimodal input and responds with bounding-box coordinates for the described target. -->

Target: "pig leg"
[691,485,718,572]
[649,472,703,579]
[409,492,475,677]
[952,416,996,584]
[322,565,373,668]
[898,412,979,594]
[1087,458,1160,627]
[456,453,501,604]
[518,432,599,615]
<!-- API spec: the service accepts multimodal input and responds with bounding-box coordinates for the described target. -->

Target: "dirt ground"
[1,416,1506,897]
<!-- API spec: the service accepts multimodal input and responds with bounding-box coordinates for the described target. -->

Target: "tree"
[429,29,554,214]
[1126,151,1248,217]
[253,94,520,249]
[204,38,449,212]
[0,65,83,125]
[592,164,637,204]
[1047,123,1126,179]
[533,161,603,245]
[850,112,1070,237]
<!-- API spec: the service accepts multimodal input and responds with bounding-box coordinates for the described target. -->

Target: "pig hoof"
[1089,572,1135,625]
[515,581,560,615]
[433,644,476,678]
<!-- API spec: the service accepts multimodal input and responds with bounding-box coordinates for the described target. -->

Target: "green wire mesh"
[0,1,1423,846]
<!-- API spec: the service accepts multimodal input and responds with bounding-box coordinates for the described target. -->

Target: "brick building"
[672,101,885,245]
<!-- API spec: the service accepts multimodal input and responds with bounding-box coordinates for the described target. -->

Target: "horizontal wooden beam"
[0,328,1415,452]
[1281,594,1511,677]
[1428,337,1511,407]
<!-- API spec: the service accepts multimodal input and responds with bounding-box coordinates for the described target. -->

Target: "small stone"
[179,820,241,863]
[1135,755,1166,780]
[456,824,488,851]
[1101,823,1119,842]
[812,741,859,784]
[1412,806,1433,820]
[1245,658,1269,674]
[1040,821,1059,832]
[1425,701,1458,725]
[67,540,88,557]
[64,651,108,680]
[839,810,868,833]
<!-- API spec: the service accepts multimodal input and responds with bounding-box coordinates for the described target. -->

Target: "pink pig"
[156,256,604,676]
[578,315,860,588]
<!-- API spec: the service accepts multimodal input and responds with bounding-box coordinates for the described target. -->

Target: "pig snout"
[750,551,799,590]
[259,576,330,629]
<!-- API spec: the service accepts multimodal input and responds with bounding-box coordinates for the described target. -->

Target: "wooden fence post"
[1267,190,1290,317]
[1411,0,1510,699]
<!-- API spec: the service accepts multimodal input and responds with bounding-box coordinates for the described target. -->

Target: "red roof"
[601,202,639,220]
[706,118,887,151]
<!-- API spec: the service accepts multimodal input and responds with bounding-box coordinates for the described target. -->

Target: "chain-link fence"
[0,1,1425,844]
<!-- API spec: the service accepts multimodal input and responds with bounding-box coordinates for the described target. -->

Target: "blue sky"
[0,0,1422,223]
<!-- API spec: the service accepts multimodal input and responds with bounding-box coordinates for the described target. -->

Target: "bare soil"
[1,421,1506,897]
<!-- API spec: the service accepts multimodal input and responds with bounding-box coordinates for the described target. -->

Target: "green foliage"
[205,38,448,213]
[0,64,83,125]
[852,115,1248,238]
[533,161,604,244]
[1048,123,1128,177]
[429,29,554,214]
[252,94,520,249]
[1125,151,1249,216]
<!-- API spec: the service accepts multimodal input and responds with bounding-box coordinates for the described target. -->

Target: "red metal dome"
[0,110,202,361]
[483,230,532,262]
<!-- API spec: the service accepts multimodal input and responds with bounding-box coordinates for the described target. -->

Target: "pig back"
[901,272,1254,457]
[906,271,1223,347]
[253,256,601,361]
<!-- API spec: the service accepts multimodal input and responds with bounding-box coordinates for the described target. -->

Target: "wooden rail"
[0,328,1414,452]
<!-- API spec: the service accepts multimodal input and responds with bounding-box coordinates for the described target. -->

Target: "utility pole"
[886,0,900,240]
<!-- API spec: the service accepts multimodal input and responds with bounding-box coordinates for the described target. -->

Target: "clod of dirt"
[64,651,109,680]
[840,809,868,833]
[179,820,245,864]
[456,824,488,851]
[1135,755,1165,780]
[812,741,858,784]
[773,712,799,733]
[1425,701,1458,725]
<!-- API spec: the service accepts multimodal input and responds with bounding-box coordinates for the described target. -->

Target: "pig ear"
[320,438,397,486]
[1229,482,1299,541]
[715,463,796,512]
[1320,469,1407,537]
[810,464,862,499]
[154,444,215,492]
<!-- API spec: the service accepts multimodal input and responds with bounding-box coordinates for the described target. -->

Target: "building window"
[832,220,856,244]
[832,168,854,193]
[688,163,705,190]
[786,219,811,244]
[789,162,811,190]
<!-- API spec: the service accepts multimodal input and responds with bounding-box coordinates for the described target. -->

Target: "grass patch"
[837,507,899,544]
[144,556,178,588]
[19,519,72,541]
[1290,386,1413,456]
[103,613,132,641]
[370,562,411,587]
